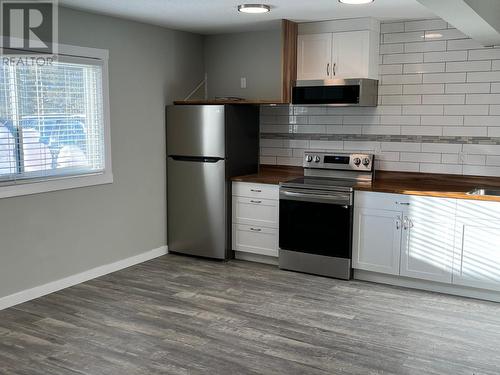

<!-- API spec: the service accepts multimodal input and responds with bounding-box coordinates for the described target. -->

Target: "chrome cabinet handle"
[250,189,261,193]
[250,200,262,204]
[403,216,411,230]
[250,228,261,232]
[333,62,336,76]
[327,63,330,76]
[396,216,401,230]
[395,202,410,206]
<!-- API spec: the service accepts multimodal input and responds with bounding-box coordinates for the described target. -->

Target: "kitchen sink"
[467,188,500,196]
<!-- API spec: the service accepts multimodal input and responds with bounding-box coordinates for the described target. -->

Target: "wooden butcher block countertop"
[232,165,500,202]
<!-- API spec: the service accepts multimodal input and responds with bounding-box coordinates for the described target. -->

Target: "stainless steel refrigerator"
[166,105,260,260]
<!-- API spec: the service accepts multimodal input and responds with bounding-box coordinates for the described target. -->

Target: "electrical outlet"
[240,77,247,89]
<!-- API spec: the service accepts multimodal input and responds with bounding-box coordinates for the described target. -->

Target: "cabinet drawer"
[232,224,278,257]
[354,191,408,211]
[232,182,279,200]
[232,196,278,228]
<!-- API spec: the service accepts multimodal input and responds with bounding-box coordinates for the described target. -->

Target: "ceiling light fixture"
[338,0,374,4]
[237,4,271,14]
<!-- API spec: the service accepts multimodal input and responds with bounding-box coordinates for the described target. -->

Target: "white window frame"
[0,42,113,199]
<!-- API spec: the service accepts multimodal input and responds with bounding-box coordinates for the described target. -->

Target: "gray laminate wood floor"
[1,254,500,375]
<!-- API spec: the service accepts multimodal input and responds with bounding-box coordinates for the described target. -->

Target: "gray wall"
[0,7,204,298]
[204,29,282,100]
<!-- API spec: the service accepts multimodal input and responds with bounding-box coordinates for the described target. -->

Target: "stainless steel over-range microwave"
[292,78,378,106]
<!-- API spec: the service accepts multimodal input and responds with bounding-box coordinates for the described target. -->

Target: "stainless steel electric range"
[279,152,374,280]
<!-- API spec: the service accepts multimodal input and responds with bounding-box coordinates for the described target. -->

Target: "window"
[0,45,112,198]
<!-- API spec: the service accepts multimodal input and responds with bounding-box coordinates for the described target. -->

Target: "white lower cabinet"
[353,208,402,275]
[453,199,500,292]
[232,182,279,258]
[354,192,457,283]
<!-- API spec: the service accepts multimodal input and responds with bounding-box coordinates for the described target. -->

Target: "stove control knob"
[362,158,371,166]
[305,155,312,162]
[353,158,361,166]
[314,156,321,163]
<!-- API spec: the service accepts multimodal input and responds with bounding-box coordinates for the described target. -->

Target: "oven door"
[279,187,353,259]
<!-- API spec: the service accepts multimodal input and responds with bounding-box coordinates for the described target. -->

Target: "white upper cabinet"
[297,18,380,80]
[297,33,332,80]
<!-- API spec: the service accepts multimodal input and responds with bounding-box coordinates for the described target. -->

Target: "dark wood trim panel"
[281,19,298,104]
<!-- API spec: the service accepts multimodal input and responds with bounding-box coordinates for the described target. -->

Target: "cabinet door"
[400,196,456,283]
[297,33,332,80]
[352,208,402,275]
[453,218,500,291]
[332,31,369,79]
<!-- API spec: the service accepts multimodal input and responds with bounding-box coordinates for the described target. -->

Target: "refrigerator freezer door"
[166,105,225,158]
[167,157,227,259]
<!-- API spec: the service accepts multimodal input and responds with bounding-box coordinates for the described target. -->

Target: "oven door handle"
[280,189,352,206]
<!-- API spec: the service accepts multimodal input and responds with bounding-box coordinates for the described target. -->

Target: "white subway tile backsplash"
[381,22,405,34]
[261,21,500,177]
[380,115,420,125]
[444,83,490,94]
[463,165,500,177]
[444,105,489,115]
[420,115,463,126]
[466,94,500,105]
[325,125,362,135]
[343,115,380,125]
[420,163,463,174]
[464,116,500,127]
[422,143,462,153]
[380,142,421,152]
[362,126,401,135]
[401,152,441,163]
[403,105,443,115]
[405,19,447,32]
[423,72,466,83]
[467,71,500,82]
[379,85,403,95]
[446,60,491,72]
[382,74,422,85]
[468,49,500,60]
[403,62,445,74]
[381,95,421,105]
[380,44,404,54]
[491,105,500,115]
[447,39,484,51]
[403,83,444,94]
[379,64,403,75]
[383,53,423,64]
[442,127,487,136]
[422,94,465,104]
[401,126,442,136]
[404,41,446,53]
[377,161,420,172]
[424,50,467,62]
[308,115,342,124]
[309,140,343,150]
[384,31,425,44]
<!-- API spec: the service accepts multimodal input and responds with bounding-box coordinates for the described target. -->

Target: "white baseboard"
[0,245,168,311]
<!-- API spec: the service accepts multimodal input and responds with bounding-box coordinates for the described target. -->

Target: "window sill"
[0,171,113,199]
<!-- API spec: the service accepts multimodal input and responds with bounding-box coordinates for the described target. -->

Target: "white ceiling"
[60,0,436,34]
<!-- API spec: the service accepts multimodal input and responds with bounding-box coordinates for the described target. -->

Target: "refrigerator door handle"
[169,155,224,163]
